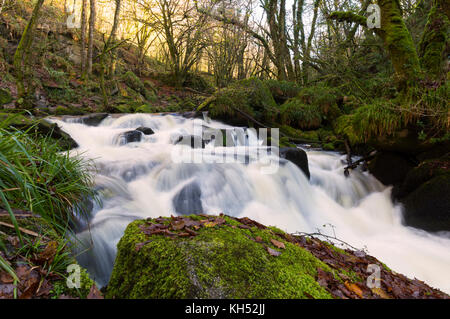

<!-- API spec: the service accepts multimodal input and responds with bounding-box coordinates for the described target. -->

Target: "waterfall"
[50,114,450,293]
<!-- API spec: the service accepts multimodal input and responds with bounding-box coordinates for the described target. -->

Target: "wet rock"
[173,182,203,215]
[280,147,310,180]
[117,130,143,145]
[368,152,415,186]
[136,127,154,135]
[79,113,109,126]
[402,174,450,232]
[37,119,78,150]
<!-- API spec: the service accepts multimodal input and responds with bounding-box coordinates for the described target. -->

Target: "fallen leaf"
[255,236,263,243]
[36,241,59,264]
[270,239,286,249]
[344,281,364,298]
[371,287,390,299]
[171,220,185,231]
[0,272,13,284]
[87,284,103,299]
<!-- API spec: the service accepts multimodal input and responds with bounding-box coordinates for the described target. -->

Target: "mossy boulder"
[263,79,301,104]
[0,88,12,105]
[121,71,156,101]
[203,78,278,126]
[368,151,416,186]
[106,215,335,299]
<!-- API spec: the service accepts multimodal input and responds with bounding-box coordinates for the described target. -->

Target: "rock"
[136,127,154,135]
[0,88,12,105]
[280,147,310,180]
[173,182,203,215]
[402,174,450,232]
[105,215,333,299]
[36,119,78,150]
[79,113,109,126]
[116,130,143,145]
[368,151,415,186]
[174,135,205,149]
[394,154,449,199]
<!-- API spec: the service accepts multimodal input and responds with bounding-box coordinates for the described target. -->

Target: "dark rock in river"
[280,147,310,180]
[136,127,155,135]
[368,151,416,186]
[37,119,78,150]
[173,182,203,215]
[401,174,450,232]
[75,113,109,126]
[117,130,143,145]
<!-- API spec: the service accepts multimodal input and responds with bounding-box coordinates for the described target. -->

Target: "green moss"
[418,1,449,79]
[206,78,278,125]
[280,99,322,130]
[263,79,300,104]
[121,71,155,101]
[106,216,335,299]
[0,88,13,105]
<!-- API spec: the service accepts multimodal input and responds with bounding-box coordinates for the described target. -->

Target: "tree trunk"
[418,0,449,80]
[108,0,122,77]
[13,0,45,107]
[80,0,88,76]
[86,0,96,75]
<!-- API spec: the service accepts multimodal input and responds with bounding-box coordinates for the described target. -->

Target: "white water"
[51,114,450,293]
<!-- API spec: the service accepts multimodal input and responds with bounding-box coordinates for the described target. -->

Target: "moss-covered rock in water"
[106,215,334,299]
[0,88,12,105]
[202,78,278,126]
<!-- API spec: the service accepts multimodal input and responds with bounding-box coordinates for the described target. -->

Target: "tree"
[80,0,88,75]
[86,0,96,75]
[328,0,422,89]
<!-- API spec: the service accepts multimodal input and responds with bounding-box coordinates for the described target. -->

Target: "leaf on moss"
[270,239,286,249]
[266,247,281,257]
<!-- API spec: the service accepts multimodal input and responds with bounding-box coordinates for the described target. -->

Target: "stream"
[50,113,450,294]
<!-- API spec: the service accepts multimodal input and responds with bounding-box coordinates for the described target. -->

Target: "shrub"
[263,79,301,104]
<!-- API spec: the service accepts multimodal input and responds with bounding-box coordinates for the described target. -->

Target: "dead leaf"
[36,241,59,264]
[270,239,286,249]
[87,284,103,299]
[371,287,390,299]
[171,220,185,231]
[344,281,364,298]
[0,272,13,284]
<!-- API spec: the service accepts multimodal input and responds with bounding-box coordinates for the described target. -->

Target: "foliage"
[0,121,94,235]
[280,99,322,130]
[207,77,278,124]
[263,79,301,104]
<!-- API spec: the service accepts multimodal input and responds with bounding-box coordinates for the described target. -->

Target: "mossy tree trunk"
[418,0,450,81]
[329,0,422,90]
[86,0,96,76]
[13,0,45,108]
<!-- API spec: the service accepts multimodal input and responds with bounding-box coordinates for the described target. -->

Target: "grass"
[0,115,95,294]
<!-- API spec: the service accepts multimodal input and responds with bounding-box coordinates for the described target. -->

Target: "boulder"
[37,119,78,150]
[116,130,143,145]
[368,151,415,186]
[402,174,450,232]
[105,215,334,299]
[136,127,155,135]
[280,147,310,180]
[173,182,203,215]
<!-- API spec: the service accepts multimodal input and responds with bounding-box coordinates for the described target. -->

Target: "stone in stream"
[173,182,204,215]
[116,130,143,145]
[136,127,155,135]
[279,147,310,180]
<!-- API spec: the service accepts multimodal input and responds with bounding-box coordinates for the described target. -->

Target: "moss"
[0,88,13,105]
[280,99,322,130]
[206,78,278,126]
[121,71,155,101]
[418,1,449,79]
[263,79,301,104]
[106,216,335,299]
